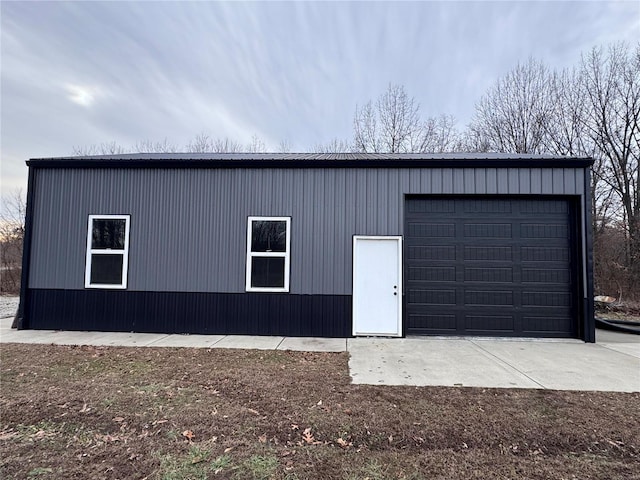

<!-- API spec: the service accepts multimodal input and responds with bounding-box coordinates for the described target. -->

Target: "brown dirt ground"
[1,343,639,479]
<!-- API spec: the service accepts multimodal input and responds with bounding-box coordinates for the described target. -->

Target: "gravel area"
[0,296,19,319]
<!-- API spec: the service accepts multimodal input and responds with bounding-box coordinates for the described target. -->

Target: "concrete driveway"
[348,329,640,392]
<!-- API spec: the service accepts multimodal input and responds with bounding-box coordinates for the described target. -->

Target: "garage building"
[16,153,595,341]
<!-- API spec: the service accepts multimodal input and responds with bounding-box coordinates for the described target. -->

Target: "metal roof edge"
[26,155,595,169]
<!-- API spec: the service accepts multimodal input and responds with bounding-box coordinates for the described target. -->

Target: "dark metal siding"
[27,290,351,337]
[405,197,578,337]
[28,167,587,296]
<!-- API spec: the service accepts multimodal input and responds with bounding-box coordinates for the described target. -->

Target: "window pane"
[92,219,126,249]
[251,257,285,288]
[251,221,286,252]
[90,254,124,285]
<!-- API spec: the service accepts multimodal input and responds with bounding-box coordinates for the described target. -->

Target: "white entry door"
[352,236,402,336]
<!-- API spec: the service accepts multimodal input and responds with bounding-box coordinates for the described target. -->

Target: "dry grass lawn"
[1,343,639,479]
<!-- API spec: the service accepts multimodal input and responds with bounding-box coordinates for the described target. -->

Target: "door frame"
[352,235,403,337]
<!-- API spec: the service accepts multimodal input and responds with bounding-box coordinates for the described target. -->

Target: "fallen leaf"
[258,434,267,443]
[113,417,125,423]
[302,428,321,445]
[336,437,352,448]
[191,456,206,464]
[246,408,259,415]
[182,430,195,442]
[302,428,315,444]
[224,446,235,453]
[291,424,299,431]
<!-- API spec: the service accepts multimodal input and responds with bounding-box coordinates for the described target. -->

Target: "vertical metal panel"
[486,168,498,194]
[497,169,509,193]
[453,169,465,194]
[475,168,486,194]
[29,166,588,296]
[508,168,519,193]
[464,169,475,193]
[530,168,542,193]
[541,169,554,194]
[563,168,574,194]
[553,169,565,193]
[519,169,531,194]
[430,168,442,194]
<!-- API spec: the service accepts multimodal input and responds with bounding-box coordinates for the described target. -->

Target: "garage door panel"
[520,199,569,214]
[463,199,513,213]
[407,245,456,261]
[409,313,457,330]
[408,199,456,213]
[522,268,570,284]
[408,288,456,305]
[464,246,513,261]
[407,223,455,237]
[464,267,514,283]
[465,315,514,331]
[521,246,570,262]
[464,223,512,238]
[521,224,568,238]
[405,197,577,337]
[522,315,573,334]
[522,291,572,307]
[464,290,514,306]
[409,266,456,282]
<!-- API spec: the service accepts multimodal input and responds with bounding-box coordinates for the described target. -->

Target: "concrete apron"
[348,331,640,393]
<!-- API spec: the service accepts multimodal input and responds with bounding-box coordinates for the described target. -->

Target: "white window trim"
[245,216,291,293]
[84,214,130,289]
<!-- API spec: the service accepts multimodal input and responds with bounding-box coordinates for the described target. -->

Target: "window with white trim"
[85,215,130,289]
[245,216,291,292]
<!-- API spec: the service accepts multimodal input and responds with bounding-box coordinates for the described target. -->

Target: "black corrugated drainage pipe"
[595,317,640,335]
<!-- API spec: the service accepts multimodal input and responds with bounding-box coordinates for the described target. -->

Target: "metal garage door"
[405,197,578,338]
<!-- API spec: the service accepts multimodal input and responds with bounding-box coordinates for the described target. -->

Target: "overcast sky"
[1,1,638,195]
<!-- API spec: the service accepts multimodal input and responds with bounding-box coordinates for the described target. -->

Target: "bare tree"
[376,84,422,152]
[354,84,461,153]
[541,68,617,229]
[277,139,292,153]
[411,114,461,153]
[581,43,640,281]
[213,138,243,153]
[133,138,178,153]
[353,84,422,153]
[312,138,353,153]
[469,58,554,153]
[71,141,128,156]
[0,189,26,296]
[187,133,244,153]
[353,100,381,152]
[245,134,267,153]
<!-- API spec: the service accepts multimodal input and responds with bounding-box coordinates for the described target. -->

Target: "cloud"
[1,1,639,194]
[64,84,101,107]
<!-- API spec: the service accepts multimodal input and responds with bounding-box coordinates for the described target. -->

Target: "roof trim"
[27,153,594,169]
